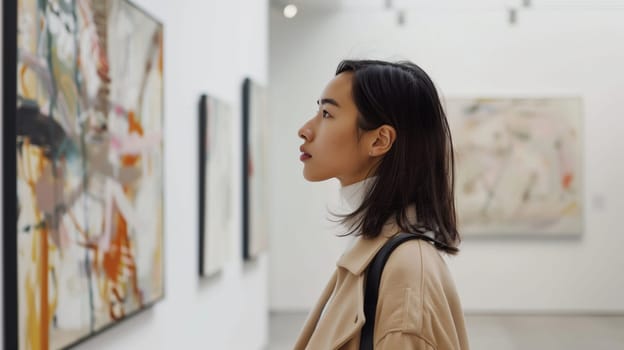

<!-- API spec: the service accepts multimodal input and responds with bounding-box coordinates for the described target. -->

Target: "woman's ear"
[368,124,396,157]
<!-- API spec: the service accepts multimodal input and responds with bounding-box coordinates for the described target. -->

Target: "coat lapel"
[318,221,402,349]
[308,268,365,349]
[293,270,338,350]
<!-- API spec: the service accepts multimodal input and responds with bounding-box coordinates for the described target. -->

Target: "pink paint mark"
[562,173,573,189]
[109,132,162,155]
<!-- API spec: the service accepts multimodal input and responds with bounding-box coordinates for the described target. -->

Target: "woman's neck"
[338,177,433,239]
[339,176,377,213]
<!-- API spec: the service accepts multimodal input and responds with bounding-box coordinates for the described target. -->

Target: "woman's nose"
[298,121,312,141]
[298,127,307,141]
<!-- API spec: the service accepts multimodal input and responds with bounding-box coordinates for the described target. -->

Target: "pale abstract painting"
[445,98,582,236]
[199,95,233,276]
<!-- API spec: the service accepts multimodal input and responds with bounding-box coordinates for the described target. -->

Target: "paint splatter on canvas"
[445,98,582,236]
[12,0,164,348]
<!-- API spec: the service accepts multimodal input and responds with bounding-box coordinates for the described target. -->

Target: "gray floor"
[269,312,624,350]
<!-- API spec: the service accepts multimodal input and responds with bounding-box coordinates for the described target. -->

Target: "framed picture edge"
[3,0,19,348]
[241,78,252,261]
[198,94,207,275]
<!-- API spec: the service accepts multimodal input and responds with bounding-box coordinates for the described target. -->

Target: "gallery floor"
[268,312,624,349]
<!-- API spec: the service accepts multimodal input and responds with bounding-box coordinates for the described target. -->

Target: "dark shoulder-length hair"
[336,59,460,254]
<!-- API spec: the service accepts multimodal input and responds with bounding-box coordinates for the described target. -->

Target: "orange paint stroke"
[158,32,163,74]
[20,139,51,349]
[110,286,124,320]
[25,277,40,349]
[20,64,31,98]
[103,212,126,294]
[121,110,145,166]
[102,205,144,320]
[37,152,50,349]
[562,173,573,189]
[70,191,143,323]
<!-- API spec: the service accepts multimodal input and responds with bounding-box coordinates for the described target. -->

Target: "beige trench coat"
[293,218,470,350]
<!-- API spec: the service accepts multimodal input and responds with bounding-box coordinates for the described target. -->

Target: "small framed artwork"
[241,78,269,260]
[445,97,583,237]
[3,0,165,349]
[198,94,233,276]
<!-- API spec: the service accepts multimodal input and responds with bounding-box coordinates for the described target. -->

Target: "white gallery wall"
[1,0,269,349]
[268,7,624,312]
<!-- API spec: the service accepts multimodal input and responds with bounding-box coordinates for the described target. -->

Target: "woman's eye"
[322,110,331,119]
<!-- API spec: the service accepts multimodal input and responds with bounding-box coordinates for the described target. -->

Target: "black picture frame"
[3,1,19,349]
[242,79,252,260]
[241,78,268,261]
[3,1,165,349]
[198,94,208,275]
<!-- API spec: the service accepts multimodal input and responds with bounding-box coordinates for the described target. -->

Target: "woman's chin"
[302,169,331,182]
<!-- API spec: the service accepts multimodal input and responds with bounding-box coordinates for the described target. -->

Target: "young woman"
[294,60,469,349]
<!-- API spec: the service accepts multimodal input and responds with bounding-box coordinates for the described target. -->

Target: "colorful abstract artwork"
[445,98,583,236]
[3,0,164,349]
[242,78,269,260]
[198,95,233,276]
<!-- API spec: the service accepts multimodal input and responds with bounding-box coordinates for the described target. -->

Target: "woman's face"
[298,72,375,186]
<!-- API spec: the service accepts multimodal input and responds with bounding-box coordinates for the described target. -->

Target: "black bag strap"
[360,232,439,350]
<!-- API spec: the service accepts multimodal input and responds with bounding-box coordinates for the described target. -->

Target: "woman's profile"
[294,60,469,349]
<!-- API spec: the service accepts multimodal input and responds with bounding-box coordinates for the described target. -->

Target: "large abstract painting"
[445,98,583,236]
[3,0,164,349]
[242,78,268,260]
[198,94,233,276]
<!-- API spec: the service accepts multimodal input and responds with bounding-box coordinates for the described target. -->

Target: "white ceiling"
[270,0,624,13]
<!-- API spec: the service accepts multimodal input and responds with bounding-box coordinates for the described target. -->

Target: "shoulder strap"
[359,232,434,350]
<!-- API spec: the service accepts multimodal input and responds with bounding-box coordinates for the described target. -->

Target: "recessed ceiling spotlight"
[283,4,298,19]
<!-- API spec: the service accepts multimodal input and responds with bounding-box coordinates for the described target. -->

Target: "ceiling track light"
[283,4,298,19]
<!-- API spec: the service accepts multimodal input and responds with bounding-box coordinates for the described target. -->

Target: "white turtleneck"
[337,176,435,253]
[339,176,377,213]
[338,176,377,252]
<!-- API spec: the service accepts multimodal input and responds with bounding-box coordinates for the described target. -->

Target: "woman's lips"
[299,146,311,161]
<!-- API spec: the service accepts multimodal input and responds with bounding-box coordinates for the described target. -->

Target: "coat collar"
[336,220,401,276]
[336,206,418,276]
